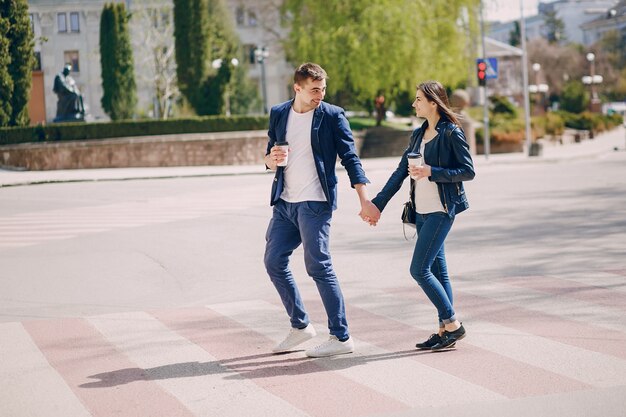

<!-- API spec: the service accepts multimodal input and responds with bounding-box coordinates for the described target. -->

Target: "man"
[264,63,380,358]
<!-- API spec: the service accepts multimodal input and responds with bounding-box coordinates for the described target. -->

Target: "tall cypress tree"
[0,0,34,126]
[99,2,136,120]
[0,16,13,126]
[173,0,209,113]
[100,3,116,119]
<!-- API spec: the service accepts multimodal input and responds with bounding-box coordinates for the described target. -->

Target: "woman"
[365,81,475,351]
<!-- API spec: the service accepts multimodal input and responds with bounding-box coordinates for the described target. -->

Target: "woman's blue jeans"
[410,212,456,325]
[264,199,348,340]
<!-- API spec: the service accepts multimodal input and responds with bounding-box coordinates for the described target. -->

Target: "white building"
[487,0,619,45]
[27,0,293,124]
[581,0,626,44]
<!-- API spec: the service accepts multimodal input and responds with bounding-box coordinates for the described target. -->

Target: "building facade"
[27,0,294,124]
[581,0,626,44]
[488,0,619,46]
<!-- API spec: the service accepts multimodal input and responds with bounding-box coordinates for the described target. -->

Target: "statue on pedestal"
[53,64,85,122]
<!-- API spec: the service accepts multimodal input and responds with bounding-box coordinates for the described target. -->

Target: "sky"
[484,0,543,22]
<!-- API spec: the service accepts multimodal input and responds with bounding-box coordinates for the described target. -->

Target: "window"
[57,13,67,32]
[64,50,80,72]
[70,12,80,32]
[29,13,34,33]
[235,6,245,26]
[248,10,258,26]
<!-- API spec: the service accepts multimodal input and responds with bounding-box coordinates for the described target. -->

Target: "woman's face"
[412,89,436,119]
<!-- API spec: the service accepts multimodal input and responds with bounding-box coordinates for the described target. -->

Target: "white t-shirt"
[280,107,327,203]
[414,139,445,214]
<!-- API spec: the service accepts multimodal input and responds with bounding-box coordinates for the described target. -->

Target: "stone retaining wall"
[0,131,270,171]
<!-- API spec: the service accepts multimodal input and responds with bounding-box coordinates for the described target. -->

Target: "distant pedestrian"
[362,81,475,350]
[375,93,385,126]
[264,62,380,357]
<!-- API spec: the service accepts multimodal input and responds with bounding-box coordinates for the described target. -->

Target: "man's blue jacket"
[266,100,369,210]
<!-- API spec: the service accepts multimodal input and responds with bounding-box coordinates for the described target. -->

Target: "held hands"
[359,200,381,226]
[408,164,432,181]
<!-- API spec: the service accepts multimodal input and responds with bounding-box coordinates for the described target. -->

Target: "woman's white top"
[414,139,445,214]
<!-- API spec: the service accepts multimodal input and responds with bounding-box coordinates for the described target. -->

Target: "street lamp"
[529,63,549,115]
[211,58,239,116]
[254,46,269,114]
[582,52,603,112]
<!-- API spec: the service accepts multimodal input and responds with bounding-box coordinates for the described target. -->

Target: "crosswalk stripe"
[88,311,310,417]
[454,278,626,333]
[153,307,410,417]
[299,297,591,398]
[208,299,506,406]
[375,288,626,387]
[453,290,626,360]
[502,275,626,311]
[22,318,195,417]
[0,322,92,417]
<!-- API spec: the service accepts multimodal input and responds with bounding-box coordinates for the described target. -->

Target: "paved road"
[1,133,625,416]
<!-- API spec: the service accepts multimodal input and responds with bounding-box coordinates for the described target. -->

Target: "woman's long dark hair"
[418,81,460,126]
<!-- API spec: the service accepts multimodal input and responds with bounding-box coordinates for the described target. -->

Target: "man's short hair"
[294,63,327,85]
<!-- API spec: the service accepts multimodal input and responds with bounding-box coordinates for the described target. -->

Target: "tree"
[281,0,481,108]
[527,39,584,98]
[543,10,566,44]
[130,0,179,119]
[0,16,12,126]
[0,0,35,126]
[100,3,137,120]
[560,80,588,113]
[508,21,521,47]
[173,0,209,113]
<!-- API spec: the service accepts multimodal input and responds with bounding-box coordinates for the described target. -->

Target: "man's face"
[63,66,71,76]
[294,78,326,112]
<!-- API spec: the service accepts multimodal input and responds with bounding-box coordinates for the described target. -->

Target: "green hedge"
[0,115,269,146]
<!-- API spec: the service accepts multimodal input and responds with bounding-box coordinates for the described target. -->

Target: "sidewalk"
[1,126,624,187]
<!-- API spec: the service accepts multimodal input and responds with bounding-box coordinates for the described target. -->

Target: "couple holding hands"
[264,63,475,358]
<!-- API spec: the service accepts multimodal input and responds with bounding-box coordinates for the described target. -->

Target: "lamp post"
[520,0,534,156]
[211,58,239,116]
[529,63,549,115]
[254,46,269,114]
[582,52,603,113]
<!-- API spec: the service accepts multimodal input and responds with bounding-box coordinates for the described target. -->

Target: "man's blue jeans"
[264,199,348,340]
[410,212,456,326]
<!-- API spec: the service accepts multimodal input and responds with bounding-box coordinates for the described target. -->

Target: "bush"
[0,115,268,145]
[490,95,518,118]
[560,81,589,113]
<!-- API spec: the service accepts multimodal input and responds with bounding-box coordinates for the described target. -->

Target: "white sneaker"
[305,335,354,358]
[272,324,317,353]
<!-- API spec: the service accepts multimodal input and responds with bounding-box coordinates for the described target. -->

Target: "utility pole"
[479,0,490,159]
[520,0,533,156]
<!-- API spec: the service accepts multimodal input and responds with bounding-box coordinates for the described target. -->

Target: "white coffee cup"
[275,141,289,167]
[407,152,422,179]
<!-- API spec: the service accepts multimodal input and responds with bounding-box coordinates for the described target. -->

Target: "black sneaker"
[416,333,442,350]
[431,324,466,351]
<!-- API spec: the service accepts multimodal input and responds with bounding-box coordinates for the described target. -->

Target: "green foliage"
[489,95,518,118]
[229,64,262,115]
[173,0,254,115]
[392,91,415,117]
[0,115,269,145]
[560,81,589,114]
[0,0,34,126]
[0,15,12,126]
[508,21,520,47]
[543,10,566,43]
[281,0,481,107]
[100,3,137,120]
[173,0,209,113]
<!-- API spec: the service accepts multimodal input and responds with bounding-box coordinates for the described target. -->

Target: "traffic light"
[476,59,487,87]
